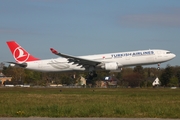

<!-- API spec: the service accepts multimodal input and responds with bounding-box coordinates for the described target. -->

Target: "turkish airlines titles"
[111,51,154,58]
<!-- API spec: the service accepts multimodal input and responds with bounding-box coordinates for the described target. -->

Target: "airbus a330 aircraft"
[6,41,176,79]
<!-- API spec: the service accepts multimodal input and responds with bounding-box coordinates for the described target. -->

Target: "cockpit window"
[166,52,172,54]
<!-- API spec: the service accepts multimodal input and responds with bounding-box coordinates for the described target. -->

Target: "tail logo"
[13,47,30,63]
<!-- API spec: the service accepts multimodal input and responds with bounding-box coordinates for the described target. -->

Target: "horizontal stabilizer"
[6,61,27,68]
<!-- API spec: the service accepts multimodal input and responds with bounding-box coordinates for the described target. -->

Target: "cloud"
[120,13,180,28]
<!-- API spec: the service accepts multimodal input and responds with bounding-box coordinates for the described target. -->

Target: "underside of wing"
[50,48,101,69]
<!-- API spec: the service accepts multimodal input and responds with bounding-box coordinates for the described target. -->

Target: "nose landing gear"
[157,63,160,70]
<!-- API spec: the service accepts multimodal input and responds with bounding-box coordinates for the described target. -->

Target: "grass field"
[0,87,180,118]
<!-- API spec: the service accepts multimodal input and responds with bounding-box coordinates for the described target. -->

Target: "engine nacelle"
[103,62,118,70]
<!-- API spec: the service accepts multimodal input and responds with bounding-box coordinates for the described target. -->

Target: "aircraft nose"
[173,54,176,58]
[172,53,176,58]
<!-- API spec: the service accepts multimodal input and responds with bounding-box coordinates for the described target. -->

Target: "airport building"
[0,72,12,86]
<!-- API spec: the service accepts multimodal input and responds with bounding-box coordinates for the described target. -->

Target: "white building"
[152,77,161,86]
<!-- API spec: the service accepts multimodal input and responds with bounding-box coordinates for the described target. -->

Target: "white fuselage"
[25,49,176,72]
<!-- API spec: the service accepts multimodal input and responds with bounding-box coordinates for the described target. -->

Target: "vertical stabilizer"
[6,41,39,63]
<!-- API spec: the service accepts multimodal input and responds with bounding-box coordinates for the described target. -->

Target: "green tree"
[176,69,180,85]
[160,65,173,86]
[133,65,144,75]
[24,70,42,85]
[123,72,142,87]
[168,76,179,87]
[3,66,24,81]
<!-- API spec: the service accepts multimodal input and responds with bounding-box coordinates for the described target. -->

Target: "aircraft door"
[154,51,163,62]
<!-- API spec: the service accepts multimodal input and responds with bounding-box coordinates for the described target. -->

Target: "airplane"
[6,40,176,80]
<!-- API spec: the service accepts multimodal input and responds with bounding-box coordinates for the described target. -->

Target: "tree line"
[1,64,180,87]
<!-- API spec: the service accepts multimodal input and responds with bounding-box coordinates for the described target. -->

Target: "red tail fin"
[6,41,39,63]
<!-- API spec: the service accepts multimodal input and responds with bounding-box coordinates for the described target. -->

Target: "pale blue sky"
[0,0,180,68]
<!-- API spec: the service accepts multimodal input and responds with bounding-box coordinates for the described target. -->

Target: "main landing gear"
[86,71,97,84]
[86,71,97,80]
[86,66,97,80]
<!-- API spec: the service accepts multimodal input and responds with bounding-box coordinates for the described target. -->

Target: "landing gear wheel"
[88,71,97,80]
[157,63,160,70]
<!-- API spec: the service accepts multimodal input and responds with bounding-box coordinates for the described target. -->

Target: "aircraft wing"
[50,48,101,68]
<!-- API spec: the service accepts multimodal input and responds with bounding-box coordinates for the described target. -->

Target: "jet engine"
[102,62,119,70]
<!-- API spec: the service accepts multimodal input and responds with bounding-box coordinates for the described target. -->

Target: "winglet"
[50,48,59,55]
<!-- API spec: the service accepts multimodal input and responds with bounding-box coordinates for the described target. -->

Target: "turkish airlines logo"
[13,47,30,63]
